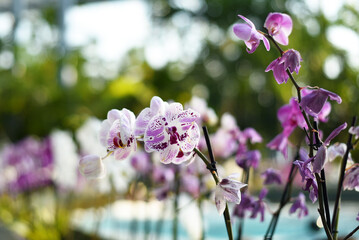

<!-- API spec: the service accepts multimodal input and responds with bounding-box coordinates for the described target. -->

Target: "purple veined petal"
[135,97,166,136]
[114,144,134,160]
[135,108,153,136]
[107,109,122,124]
[165,102,184,121]
[99,119,111,147]
[324,122,347,145]
[122,108,136,126]
[274,31,289,46]
[215,187,227,215]
[160,144,179,164]
[79,154,106,179]
[233,23,252,41]
[144,116,168,152]
[262,35,270,51]
[349,126,359,137]
[220,178,247,190]
[172,151,194,164]
[179,123,200,153]
[150,96,165,114]
[312,145,327,173]
[238,14,255,28]
[222,188,241,204]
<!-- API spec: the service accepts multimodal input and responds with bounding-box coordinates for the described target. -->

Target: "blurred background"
[0,0,358,239]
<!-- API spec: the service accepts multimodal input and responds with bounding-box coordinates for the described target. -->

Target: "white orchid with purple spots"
[99,108,137,160]
[143,100,201,164]
[214,173,247,215]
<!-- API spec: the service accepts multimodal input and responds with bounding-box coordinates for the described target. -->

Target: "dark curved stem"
[194,126,234,240]
[331,116,357,238]
[343,225,359,240]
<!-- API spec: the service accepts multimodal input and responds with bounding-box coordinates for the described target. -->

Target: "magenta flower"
[278,98,307,130]
[343,164,359,191]
[264,12,293,45]
[293,150,318,203]
[99,108,137,160]
[289,193,308,218]
[265,49,302,84]
[300,88,342,117]
[241,128,263,144]
[144,102,200,164]
[261,168,282,185]
[267,131,290,158]
[214,173,247,215]
[312,123,347,173]
[250,188,268,222]
[130,151,152,174]
[232,193,255,218]
[236,150,261,169]
[233,15,270,54]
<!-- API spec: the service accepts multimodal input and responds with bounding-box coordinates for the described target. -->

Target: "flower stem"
[194,147,233,240]
[343,225,359,240]
[172,167,181,240]
[331,116,357,238]
[237,167,250,240]
[264,152,298,239]
[315,173,334,240]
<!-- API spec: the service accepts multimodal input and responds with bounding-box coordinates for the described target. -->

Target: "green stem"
[194,147,233,240]
[172,167,180,240]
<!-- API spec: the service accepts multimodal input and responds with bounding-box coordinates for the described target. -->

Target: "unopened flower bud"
[79,154,106,179]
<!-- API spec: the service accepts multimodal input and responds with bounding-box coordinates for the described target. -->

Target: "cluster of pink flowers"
[233,11,359,237]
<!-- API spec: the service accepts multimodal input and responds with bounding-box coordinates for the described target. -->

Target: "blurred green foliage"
[0,0,358,154]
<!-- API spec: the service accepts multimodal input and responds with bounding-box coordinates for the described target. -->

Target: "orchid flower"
[289,193,309,218]
[99,108,137,160]
[265,49,302,84]
[300,88,342,118]
[264,12,293,45]
[250,188,268,222]
[214,173,247,215]
[233,15,270,53]
[343,164,359,191]
[261,168,282,185]
[144,102,200,164]
[312,122,347,173]
[79,154,106,179]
